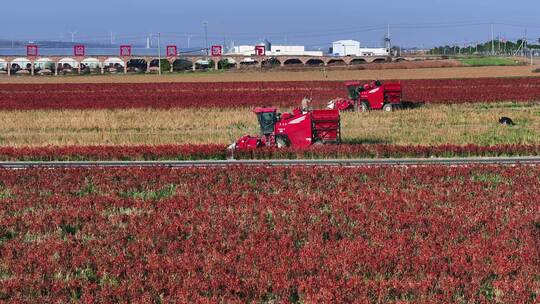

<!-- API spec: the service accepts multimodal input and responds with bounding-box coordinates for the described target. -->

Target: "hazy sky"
[2,0,539,48]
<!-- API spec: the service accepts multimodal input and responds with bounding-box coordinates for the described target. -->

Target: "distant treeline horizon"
[429,39,540,55]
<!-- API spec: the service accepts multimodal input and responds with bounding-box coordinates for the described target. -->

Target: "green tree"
[160,59,171,73]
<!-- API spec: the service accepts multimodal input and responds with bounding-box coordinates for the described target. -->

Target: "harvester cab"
[230,107,277,150]
[254,107,279,146]
[346,81,361,101]
[255,107,278,137]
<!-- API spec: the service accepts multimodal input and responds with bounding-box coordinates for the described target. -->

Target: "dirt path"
[0,65,537,84]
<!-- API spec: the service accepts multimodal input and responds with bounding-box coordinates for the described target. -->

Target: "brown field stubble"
[0,65,537,84]
[0,103,538,147]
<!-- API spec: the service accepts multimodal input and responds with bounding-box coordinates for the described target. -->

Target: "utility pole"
[157,32,162,75]
[498,33,501,54]
[110,32,115,46]
[491,23,494,55]
[524,29,528,57]
[203,21,209,56]
[187,35,192,49]
[387,24,390,46]
[386,24,391,54]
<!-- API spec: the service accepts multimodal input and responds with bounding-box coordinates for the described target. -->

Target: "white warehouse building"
[332,40,390,57]
[226,44,323,56]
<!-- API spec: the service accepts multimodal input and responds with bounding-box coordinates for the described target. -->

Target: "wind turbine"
[68,31,77,43]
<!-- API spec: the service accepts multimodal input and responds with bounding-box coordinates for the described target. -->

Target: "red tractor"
[231,107,341,150]
[328,80,403,112]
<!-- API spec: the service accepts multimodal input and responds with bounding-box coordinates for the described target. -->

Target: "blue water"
[0,47,204,57]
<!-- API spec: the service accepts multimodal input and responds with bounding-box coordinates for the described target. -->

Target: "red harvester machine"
[328,80,403,112]
[231,107,341,149]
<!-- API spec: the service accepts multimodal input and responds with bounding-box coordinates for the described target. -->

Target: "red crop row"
[0,77,539,110]
[0,144,227,161]
[0,166,539,302]
[0,144,539,161]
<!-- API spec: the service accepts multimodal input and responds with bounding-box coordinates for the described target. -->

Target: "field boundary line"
[1,157,540,168]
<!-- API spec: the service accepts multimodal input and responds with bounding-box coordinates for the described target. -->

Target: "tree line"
[429,39,540,56]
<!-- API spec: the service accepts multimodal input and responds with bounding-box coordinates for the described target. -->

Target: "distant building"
[331,40,360,56]
[358,47,390,56]
[227,45,257,56]
[331,40,390,56]
[269,45,323,56]
[226,43,323,56]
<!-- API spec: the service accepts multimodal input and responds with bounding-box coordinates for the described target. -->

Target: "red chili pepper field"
[0,77,539,110]
[1,74,540,303]
[0,143,539,161]
[0,165,539,303]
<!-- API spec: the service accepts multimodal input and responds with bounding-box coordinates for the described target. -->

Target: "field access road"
[1,157,540,169]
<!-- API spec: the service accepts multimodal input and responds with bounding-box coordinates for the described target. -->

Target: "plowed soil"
[0,64,537,84]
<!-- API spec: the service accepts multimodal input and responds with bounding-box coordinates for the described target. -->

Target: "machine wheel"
[360,102,369,112]
[383,103,393,112]
[276,137,288,148]
[312,140,323,146]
